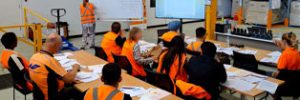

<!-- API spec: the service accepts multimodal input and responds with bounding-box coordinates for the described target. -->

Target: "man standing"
[80,0,96,49]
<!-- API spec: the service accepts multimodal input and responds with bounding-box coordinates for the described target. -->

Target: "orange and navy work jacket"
[121,40,146,77]
[277,47,300,70]
[101,31,122,62]
[80,3,96,24]
[186,41,203,53]
[29,51,67,100]
[84,85,127,100]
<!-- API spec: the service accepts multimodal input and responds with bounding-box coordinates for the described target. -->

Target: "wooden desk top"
[70,50,182,100]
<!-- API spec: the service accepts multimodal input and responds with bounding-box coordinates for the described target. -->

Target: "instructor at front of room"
[80,0,96,49]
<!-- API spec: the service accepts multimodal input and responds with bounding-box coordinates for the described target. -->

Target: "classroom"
[0,0,299,100]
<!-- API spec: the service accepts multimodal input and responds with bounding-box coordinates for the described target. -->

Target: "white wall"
[0,0,197,36]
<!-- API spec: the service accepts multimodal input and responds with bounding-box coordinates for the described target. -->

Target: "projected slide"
[156,0,205,19]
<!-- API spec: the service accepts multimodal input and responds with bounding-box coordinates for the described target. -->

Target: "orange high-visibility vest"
[84,85,124,100]
[1,49,29,70]
[161,31,179,42]
[80,3,96,24]
[0,49,33,91]
[186,41,203,53]
[121,40,146,77]
[176,80,211,100]
[157,51,188,94]
[101,32,122,62]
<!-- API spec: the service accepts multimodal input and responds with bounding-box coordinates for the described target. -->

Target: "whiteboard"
[91,0,143,20]
[156,0,205,19]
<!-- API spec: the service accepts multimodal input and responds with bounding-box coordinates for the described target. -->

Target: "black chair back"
[112,54,133,75]
[157,29,169,44]
[144,68,174,93]
[276,70,300,97]
[216,52,231,65]
[233,51,259,73]
[7,64,32,95]
[94,46,108,61]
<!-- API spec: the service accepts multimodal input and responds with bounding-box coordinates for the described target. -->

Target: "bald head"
[44,33,62,54]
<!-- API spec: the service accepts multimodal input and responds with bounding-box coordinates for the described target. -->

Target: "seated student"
[157,36,187,82]
[121,27,155,77]
[29,33,80,100]
[274,32,300,73]
[84,63,132,100]
[187,42,227,100]
[186,27,206,55]
[273,32,300,100]
[0,32,33,91]
[160,21,182,44]
[101,22,126,62]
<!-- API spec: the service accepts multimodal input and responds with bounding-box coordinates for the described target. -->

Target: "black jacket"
[187,55,227,100]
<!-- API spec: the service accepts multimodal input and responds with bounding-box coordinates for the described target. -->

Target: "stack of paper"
[140,88,171,100]
[139,40,157,53]
[75,71,99,82]
[268,51,281,57]
[54,54,80,71]
[238,50,257,55]
[120,86,147,97]
[87,64,105,74]
[224,64,232,69]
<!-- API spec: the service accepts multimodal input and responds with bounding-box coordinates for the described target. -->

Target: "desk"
[225,67,284,98]
[70,50,182,100]
[149,41,284,99]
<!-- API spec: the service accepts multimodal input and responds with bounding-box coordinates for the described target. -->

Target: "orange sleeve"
[186,44,193,51]
[49,60,68,77]
[277,54,287,70]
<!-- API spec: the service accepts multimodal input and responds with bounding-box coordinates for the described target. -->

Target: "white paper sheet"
[267,51,281,57]
[240,75,265,83]
[224,64,232,69]
[223,79,256,91]
[54,55,68,61]
[64,52,74,57]
[140,88,171,100]
[88,64,105,74]
[238,50,257,55]
[139,40,157,53]
[120,86,147,97]
[256,80,279,94]
[75,72,100,83]
[260,56,279,64]
[227,71,238,77]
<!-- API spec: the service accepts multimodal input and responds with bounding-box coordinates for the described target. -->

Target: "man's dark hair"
[1,32,17,49]
[201,42,217,58]
[102,63,121,85]
[111,22,121,34]
[196,27,206,38]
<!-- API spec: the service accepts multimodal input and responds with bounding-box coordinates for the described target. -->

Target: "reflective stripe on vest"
[93,87,121,100]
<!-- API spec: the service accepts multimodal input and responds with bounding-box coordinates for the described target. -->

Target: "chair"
[7,66,32,100]
[94,46,108,61]
[157,29,169,44]
[112,53,133,75]
[275,70,300,100]
[233,51,265,74]
[144,68,174,93]
[216,52,231,65]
